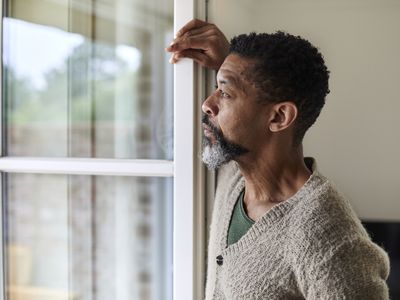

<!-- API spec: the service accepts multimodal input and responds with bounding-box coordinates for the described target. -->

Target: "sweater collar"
[221,156,327,253]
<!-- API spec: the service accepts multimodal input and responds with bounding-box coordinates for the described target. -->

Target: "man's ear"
[268,102,298,132]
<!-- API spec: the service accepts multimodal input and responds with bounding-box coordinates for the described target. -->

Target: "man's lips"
[202,123,215,139]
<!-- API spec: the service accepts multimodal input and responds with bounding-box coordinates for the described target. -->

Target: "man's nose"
[202,92,219,116]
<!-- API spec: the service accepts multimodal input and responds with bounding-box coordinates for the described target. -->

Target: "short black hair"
[229,31,330,147]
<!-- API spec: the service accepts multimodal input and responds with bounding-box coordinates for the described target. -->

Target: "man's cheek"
[220,125,237,142]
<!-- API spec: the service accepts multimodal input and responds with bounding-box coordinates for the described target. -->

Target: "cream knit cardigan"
[205,157,390,300]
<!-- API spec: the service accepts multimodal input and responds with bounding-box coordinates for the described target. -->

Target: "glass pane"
[2,0,174,159]
[4,173,173,300]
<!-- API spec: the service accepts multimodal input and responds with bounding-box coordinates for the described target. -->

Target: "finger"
[176,19,209,37]
[169,53,178,64]
[167,32,217,52]
[183,24,215,38]
[175,49,209,65]
[166,24,215,52]
[165,42,175,52]
[165,28,213,52]
[168,49,209,66]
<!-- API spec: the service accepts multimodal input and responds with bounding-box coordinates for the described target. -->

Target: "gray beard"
[201,141,232,170]
[201,115,249,170]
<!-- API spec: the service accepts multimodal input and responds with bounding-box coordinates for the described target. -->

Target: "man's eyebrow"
[216,76,239,87]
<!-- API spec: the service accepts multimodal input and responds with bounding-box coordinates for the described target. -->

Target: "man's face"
[201,54,271,170]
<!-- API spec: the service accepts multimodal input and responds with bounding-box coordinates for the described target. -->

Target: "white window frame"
[0,0,207,299]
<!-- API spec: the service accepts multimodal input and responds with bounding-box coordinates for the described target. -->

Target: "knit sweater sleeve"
[299,236,390,300]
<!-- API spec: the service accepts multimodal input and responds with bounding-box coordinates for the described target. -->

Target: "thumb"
[175,49,209,66]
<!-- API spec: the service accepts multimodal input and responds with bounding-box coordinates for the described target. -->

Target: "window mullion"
[173,0,199,299]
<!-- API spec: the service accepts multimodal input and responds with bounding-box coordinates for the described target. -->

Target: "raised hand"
[165,19,230,70]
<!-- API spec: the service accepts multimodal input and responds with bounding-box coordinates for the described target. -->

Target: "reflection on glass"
[3,0,174,159]
[5,174,173,300]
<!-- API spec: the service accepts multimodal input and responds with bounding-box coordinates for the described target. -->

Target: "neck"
[236,143,312,206]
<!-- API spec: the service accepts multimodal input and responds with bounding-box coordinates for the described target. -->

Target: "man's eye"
[214,85,230,98]
[220,90,230,98]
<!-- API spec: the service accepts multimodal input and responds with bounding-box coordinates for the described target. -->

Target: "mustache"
[201,114,222,139]
[201,114,249,159]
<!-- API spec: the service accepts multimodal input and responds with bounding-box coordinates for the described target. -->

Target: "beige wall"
[209,0,400,221]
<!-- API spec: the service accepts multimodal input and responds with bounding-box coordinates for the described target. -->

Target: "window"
[0,0,204,299]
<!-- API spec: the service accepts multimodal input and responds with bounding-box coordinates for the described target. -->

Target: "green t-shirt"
[227,189,255,246]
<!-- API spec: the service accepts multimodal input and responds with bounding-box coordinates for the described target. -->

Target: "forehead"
[217,54,254,86]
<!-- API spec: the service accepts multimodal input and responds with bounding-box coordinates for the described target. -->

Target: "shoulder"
[286,173,390,274]
[286,176,390,297]
[288,175,370,249]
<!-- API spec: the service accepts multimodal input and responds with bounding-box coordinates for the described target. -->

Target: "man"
[166,19,390,299]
